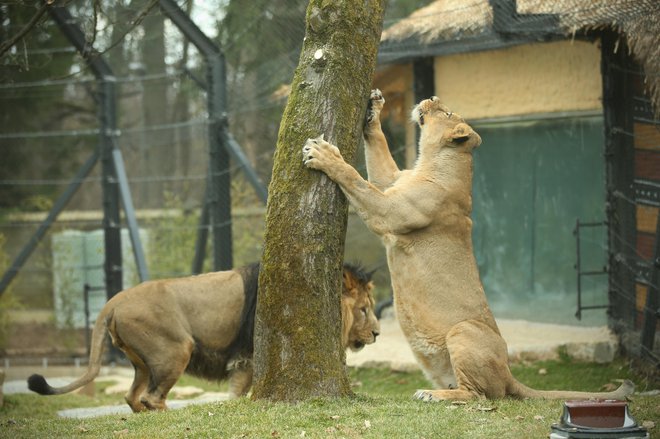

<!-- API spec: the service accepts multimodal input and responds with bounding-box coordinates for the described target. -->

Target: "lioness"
[28,263,379,411]
[302,89,634,401]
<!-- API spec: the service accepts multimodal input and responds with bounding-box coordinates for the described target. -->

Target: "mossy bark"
[252,0,386,401]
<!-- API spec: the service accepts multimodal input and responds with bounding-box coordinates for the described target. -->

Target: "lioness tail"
[508,378,634,400]
[27,308,111,396]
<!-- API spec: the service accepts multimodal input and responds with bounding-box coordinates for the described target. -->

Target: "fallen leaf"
[329,415,340,420]
[451,401,468,405]
[476,406,497,412]
[538,368,547,375]
[271,430,279,437]
[642,421,655,430]
[364,420,371,429]
[208,412,214,417]
[78,426,89,433]
[300,431,306,437]
[534,415,544,421]
[515,415,525,421]
[325,427,337,434]
[600,383,617,391]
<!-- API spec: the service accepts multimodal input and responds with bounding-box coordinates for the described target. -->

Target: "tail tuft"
[27,374,54,395]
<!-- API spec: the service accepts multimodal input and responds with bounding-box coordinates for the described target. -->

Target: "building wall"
[433,39,602,120]
[372,38,611,326]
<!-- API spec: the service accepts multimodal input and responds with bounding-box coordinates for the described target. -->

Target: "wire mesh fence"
[0,0,657,366]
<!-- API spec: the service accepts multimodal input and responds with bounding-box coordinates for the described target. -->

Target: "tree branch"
[0,2,50,59]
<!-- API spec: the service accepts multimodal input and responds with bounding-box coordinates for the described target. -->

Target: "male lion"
[28,263,379,411]
[302,89,634,401]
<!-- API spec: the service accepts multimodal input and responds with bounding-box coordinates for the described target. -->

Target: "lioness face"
[342,271,380,352]
[411,97,481,150]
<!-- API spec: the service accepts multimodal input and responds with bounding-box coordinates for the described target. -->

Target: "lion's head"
[411,97,482,151]
[341,264,380,351]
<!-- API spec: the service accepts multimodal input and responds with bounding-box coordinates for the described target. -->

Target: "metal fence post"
[208,54,233,270]
[159,0,269,272]
[99,77,124,301]
[46,3,149,299]
[640,211,660,359]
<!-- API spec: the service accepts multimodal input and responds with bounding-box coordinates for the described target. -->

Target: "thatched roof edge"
[380,0,660,111]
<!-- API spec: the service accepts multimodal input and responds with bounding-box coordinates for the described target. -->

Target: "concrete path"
[345,317,619,370]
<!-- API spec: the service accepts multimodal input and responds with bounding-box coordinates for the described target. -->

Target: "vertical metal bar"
[181,67,268,204]
[111,145,149,282]
[208,55,232,270]
[530,161,536,294]
[227,133,268,203]
[601,30,636,328]
[412,57,434,154]
[0,150,99,295]
[574,219,582,320]
[100,78,124,302]
[159,0,237,271]
[192,184,210,274]
[84,283,91,357]
[47,3,149,302]
[640,210,660,357]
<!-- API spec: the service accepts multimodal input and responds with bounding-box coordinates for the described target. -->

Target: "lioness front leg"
[364,89,399,190]
[303,137,434,235]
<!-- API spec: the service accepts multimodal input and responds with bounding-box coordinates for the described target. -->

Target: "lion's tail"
[507,377,635,400]
[27,308,112,396]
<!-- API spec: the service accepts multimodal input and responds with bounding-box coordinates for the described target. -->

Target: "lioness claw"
[365,89,385,125]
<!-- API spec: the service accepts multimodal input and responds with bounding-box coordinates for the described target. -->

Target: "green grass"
[1,359,658,438]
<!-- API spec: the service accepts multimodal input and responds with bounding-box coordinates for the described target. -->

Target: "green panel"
[472,117,607,326]
[52,231,86,328]
[52,228,148,329]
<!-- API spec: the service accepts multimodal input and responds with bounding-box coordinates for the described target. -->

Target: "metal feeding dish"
[550,400,649,439]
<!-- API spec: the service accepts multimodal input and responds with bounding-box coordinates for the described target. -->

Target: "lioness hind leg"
[140,340,194,410]
[125,363,149,412]
[414,320,509,402]
[115,342,151,412]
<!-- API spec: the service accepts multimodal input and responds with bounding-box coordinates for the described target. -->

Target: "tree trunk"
[141,8,169,207]
[252,0,386,401]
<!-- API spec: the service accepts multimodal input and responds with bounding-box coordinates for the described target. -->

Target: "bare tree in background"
[252,0,386,401]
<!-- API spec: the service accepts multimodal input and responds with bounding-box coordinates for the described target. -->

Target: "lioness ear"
[450,123,472,144]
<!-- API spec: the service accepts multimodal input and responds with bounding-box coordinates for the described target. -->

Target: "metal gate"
[602,31,660,365]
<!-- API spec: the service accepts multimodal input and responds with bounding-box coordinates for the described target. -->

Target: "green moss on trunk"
[252,0,386,401]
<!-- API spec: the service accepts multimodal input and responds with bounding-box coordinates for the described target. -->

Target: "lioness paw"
[365,89,385,126]
[414,389,437,402]
[302,135,342,171]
